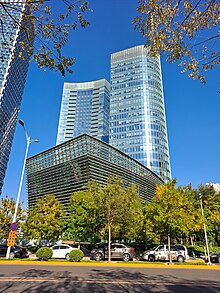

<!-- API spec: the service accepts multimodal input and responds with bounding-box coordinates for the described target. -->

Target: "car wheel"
[148,255,155,262]
[177,255,185,263]
[94,252,103,261]
[122,253,130,262]
[65,253,70,260]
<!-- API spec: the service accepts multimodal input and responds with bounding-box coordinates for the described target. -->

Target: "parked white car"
[140,244,189,262]
[51,244,78,260]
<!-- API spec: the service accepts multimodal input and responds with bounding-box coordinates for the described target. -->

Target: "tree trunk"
[204,245,207,262]
[190,235,194,246]
[168,224,172,264]
[108,223,111,263]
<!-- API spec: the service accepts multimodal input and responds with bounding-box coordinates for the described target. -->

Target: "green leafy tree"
[174,184,203,246]
[110,183,143,242]
[64,180,104,242]
[183,185,203,246]
[197,184,220,246]
[22,194,64,242]
[102,177,129,262]
[0,196,25,239]
[65,177,143,262]
[143,202,162,244]
[0,0,90,75]
[144,179,198,263]
[101,177,143,262]
[133,0,220,83]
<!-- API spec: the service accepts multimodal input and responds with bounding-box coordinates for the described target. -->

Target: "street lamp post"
[6,119,38,259]
[199,194,211,265]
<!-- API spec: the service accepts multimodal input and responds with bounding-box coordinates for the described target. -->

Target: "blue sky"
[2,0,220,205]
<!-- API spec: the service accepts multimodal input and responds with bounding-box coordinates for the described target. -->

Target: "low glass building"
[26,134,163,212]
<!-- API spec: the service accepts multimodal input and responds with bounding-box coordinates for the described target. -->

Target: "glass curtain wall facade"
[110,45,171,181]
[0,1,34,193]
[26,134,163,213]
[56,79,110,145]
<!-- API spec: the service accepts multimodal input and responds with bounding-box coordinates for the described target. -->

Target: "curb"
[0,260,220,270]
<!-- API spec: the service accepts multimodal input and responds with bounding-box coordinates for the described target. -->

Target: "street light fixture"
[6,119,38,259]
[199,194,211,265]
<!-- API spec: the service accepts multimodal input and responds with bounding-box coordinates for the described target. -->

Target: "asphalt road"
[0,264,219,292]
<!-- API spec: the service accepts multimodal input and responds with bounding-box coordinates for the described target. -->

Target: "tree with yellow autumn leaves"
[133,0,219,83]
[0,0,90,76]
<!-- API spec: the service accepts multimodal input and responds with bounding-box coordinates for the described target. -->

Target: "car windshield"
[152,246,158,250]
[145,246,157,251]
[154,246,164,251]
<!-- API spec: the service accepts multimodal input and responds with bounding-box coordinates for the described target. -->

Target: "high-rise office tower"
[56,79,110,145]
[0,1,34,193]
[110,45,171,181]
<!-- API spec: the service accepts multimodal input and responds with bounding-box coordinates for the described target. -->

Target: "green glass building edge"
[26,134,163,213]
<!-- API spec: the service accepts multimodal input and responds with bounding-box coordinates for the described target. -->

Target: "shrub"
[27,246,40,254]
[36,247,52,261]
[69,249,84,262]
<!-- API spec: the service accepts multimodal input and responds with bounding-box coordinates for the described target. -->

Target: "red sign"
[10,222,17,231]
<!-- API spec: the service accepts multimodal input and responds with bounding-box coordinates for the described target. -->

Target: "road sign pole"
[6,135,30,259]
[6,120,38,259]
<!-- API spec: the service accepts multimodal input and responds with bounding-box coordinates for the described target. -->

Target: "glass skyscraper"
[110,45,171,181]
[56,79,110,145]
[0,1,34,193]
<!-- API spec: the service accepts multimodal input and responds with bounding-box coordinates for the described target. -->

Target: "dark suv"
[0,244,29,258]
[210,252,220,263]
[90,243,135,261]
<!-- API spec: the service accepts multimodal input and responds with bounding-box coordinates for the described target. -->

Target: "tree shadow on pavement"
[0,267,219,293]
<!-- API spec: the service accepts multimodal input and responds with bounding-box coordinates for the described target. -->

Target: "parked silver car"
[90,243,135,261]
[140,244,189,262]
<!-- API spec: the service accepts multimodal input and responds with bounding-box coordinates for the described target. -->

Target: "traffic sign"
[10,222,17,231]
[7,231,16,247]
